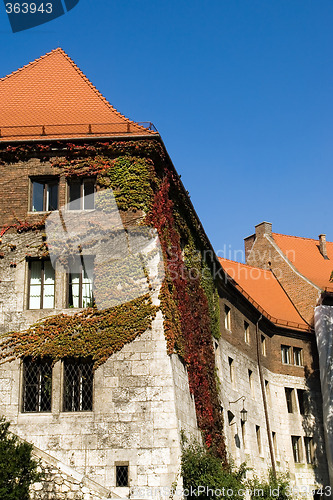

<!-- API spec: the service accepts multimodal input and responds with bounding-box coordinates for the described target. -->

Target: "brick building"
[0,50,330,498]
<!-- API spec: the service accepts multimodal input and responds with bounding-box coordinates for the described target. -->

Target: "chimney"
[319,234,329,259]
[255,221,272,237]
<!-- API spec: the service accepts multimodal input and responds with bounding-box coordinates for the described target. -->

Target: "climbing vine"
[1,295,157,370]
[0,139,225,462]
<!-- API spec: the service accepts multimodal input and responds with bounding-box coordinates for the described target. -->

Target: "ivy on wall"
[1,295,157,370]
[0,138,226,462]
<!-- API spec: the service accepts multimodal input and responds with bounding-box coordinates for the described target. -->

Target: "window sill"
[20,411,52,415]
[27,211,56,215]
[59,411,94,416]
[64,209,96,213]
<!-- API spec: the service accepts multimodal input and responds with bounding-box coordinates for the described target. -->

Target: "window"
[294,347,303,366]
[285,388,295,413]
[116,465,129,487]
[31,178,58,212]
[248,369,254,396]
[68,257,94,308]
[63,358,93,411]
[228,357,234,384]
[297,389,306,415]
[244,321,250,343]
[68,178,95,210]
[256,425,262,455]
[261,335,266,356]
[22,357,52,412]
[291,436,302,463]
[265,380,271,404]
[28,260,55,309]
[304,437,314,464]
[224,305,231,331]
[272,432,278,458]
[281,345,291,364]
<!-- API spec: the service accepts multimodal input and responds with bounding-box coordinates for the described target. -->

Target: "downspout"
[255,315,276,477]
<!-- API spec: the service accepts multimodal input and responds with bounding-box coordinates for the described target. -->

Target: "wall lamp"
[229,396,248,423]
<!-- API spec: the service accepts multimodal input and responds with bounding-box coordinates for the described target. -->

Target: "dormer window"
[31,178,59,212]
[68,178,95,210]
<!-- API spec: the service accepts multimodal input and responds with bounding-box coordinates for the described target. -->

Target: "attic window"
[31,178,58,212]
[68,178,95,210]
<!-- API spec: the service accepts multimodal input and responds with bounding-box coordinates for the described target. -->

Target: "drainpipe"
[255,315,276,477]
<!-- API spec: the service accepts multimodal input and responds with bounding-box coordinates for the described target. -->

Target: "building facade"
[0,50,330,499]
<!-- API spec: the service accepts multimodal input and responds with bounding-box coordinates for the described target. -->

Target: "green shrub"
[247,470,291,500]
[181,436,247,499]
[180,434,291,500]
[0,417,41,500]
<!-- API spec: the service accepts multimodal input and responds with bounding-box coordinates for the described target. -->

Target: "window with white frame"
[31,178,59,212]
[28,259,55,309]
[281,345,291,364]
[293,347,303,366]
[68,256,94,308]
[68,178,95,210]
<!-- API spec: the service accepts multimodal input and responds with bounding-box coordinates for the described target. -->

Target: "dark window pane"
[63,359,93,411]
[116,465,129,487]
[32,182,44,211]
[69,182,81,210]
[23,358,52,412]
[285,388,294,413]
[48,183,58,211]
[297,389,305,414]
[83,181,95,210]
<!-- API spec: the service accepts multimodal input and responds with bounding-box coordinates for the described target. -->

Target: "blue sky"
[1,0,332,259]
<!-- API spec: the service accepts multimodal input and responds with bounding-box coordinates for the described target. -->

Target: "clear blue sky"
[1,0,332,260]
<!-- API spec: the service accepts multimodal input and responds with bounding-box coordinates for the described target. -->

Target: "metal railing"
[0,121,157,139]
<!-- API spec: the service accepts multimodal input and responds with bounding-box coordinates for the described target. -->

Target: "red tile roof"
[272,233,333,291]
[0,48,157,141]
[219,258,310,331]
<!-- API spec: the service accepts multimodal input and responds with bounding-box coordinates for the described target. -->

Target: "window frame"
[256,425,262,455]
[291,435,302,463]
[304,437,314,464]
[228,357,234,385]
[67,256,94,309]
[244,321,250,344]
[293,347,303,366]
[27,259,55,310]
[224,305,231,331]
[21,357,53,413]
[285,387,295,413]
[281,345,291,364]
[297,389,306,415]
[68,177,96,211]
[115,464,129,487]
[30,177,59,212]
[261,335,267,356]
[62,358,94,412]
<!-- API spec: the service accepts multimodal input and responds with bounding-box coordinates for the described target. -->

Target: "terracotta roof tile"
[272,233,333,290]
[0,48,157,141]
[219,257,309,331]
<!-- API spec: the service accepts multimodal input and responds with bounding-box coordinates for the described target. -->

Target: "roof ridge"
[0,48,152,135]
[218,257,272,275]
[272,232,332,244]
